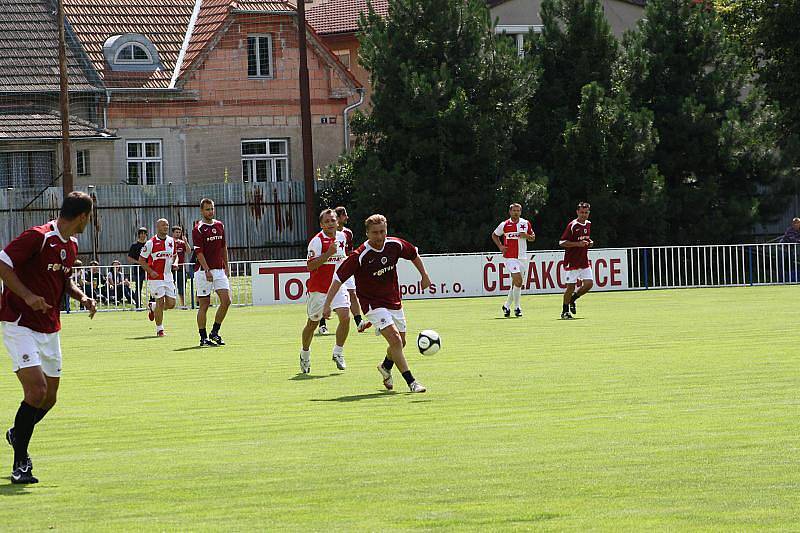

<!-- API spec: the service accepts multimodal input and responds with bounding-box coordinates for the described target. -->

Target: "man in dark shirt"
[127,227,148,307]
[781,217,800,244]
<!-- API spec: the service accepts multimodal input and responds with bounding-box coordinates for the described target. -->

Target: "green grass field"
[1,286,798,531]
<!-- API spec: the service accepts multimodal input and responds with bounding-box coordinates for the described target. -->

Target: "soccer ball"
[417,330,441,355]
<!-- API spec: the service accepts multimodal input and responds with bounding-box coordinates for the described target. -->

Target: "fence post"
[643,248,649,290]
[190,264,195,309]
[748,246,754,286]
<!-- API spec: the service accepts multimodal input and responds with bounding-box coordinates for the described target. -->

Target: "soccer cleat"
[357,321,372,333]
[502,305,511,318]
[199,338,216,347]
[156,330,166,337]
[10,462,38,484]
[300,351,311,374]
[408,380,427,393]
[318,325,329,335]
[209,333,225,346]
[514,308,523,318]
[332,352,346,371]
[569,300,577,315]
[377,364,394,390]
[561,311,574,320]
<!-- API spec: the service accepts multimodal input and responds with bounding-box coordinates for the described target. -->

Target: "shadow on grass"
[289,373,340,381]
[173,345,212,352]
[0,480,34,495]
[310,391,396,402]
[127,336,162,340]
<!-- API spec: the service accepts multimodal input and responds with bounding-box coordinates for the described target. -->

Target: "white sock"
[156,324,164,332]
[300,349,310,357]
[513,286,521,309]
[505,290,513,308]
[333,345,344,355]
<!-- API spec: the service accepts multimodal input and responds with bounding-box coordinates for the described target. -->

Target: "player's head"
[200,198,215,221]
[319,208,337,234]
[334,206,349,226]
[137,227,148,242]
[576,201,590,222]
[508,203,522,219]
[792,217,800,230]
[59,191,93,233]
[365,214,387,247]
[156,218,169,237]
[171,225,183,238]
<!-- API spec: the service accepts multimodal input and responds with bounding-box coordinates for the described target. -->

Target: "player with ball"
[323,214,432,393]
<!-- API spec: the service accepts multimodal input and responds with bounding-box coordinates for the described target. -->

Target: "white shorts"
[342,276,356,291]
[307,288,350,321]
[564,267,593,285]
[365,307,407,333]
[3,322,62,377]
[195,269,230,297]
[504,258,526,275]
[149,279,177,299]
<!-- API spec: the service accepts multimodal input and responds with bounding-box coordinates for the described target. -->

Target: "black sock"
[562,304,569,313]
[199,328,207,339]
[401,370,415,385]
[570,293,580,303]
[382,357,394,372]
[354,315,362,326]
[318,318,326,328]
[13,401,37,465]
[34,408,49,425]
[211,323,221,335]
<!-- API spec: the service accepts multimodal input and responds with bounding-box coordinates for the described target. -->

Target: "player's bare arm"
[321,278,344,319]
[526,231,536,242]
[411,256,432,290]
[491,232,506,254]
[196,252,214,282]
[307,244,337,271]
[223,244,230,278]
[0,262,52,313]
[66,278,96,318]
[137,256,158,279]
[559,240,589,248]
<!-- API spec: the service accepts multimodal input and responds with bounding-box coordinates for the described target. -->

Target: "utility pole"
[297,0,315,239]
[57,0,73,194]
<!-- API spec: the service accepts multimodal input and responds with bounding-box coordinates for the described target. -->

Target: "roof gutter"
[343,88,365,151]
[171,0,203,89]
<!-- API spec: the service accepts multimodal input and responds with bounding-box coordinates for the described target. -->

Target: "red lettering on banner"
[526,262,539,289]
[285,279,304,300]
[610,258,622,286]
[541,261,555,289]
[498,262,510,291]
[483,262,497,292]
[555,261,566,288]
[595,258,608,287]
[258,265,307,300]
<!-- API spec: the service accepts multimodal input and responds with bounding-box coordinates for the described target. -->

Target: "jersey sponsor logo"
[47,263,66,271]
[374,264,395,277]
[206,235,224,242]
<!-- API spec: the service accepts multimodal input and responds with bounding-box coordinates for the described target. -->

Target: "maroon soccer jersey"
[192,219,226,271]
[334,237,418,312]
[0,221,78,333]
[174,238,188,264]
[342,227,355,255]
[560,218,592,270]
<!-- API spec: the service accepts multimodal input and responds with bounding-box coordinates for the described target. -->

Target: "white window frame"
[495,25,542,57]
[241,139,289,183]
[247,34,273,78]
[126,140,163,185]
[76,149,90,176]
[115,43,153,64]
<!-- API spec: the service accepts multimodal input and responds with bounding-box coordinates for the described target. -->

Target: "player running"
[192,198,231,347]
[138,218,177,336]
[0,192,97,484]
[323,214,431,393]
[559,201,594,319]
[491,203,535,317]
[299,209,350,373]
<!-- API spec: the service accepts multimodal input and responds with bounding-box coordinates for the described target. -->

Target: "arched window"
[115,43,152,64]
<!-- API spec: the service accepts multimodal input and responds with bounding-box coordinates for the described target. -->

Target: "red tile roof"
[64,0,196,88]
[307,0,388,36]
[0,107,116,140]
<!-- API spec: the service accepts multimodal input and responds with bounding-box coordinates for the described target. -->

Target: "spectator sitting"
[781,217,800,244]
[107,259,136,305]
[87,260,108,303]
[72,259,90,308]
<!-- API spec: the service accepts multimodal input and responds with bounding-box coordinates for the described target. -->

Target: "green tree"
[619,0,790,243]
[329,0,541,252]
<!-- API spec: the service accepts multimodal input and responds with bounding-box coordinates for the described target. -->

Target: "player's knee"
[583,280,594,290]
[24,385,47,407]
[386,331,403,348]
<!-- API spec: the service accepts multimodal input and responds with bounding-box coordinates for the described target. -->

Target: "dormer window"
[103,34,161,71]
[115,43,151,64]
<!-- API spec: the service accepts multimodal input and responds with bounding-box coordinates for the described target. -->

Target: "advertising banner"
[252,250,628,305]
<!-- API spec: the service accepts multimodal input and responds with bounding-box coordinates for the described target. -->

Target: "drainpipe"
[342,88,365,151]
[103,89,111,130]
